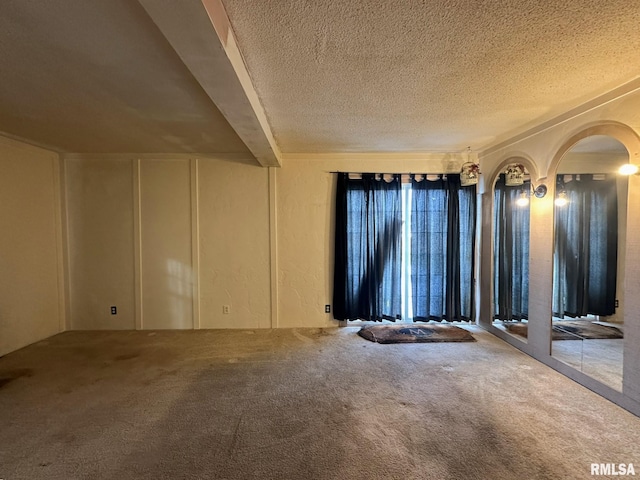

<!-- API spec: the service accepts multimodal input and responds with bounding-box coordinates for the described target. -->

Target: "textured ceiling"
[0,0,251,155]
[222,0,640,153]
[1,1,639,156]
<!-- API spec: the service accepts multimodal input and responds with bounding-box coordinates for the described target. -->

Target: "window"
[333,173,476,322]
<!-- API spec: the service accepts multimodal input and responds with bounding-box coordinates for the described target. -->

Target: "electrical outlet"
[325,305,331,313]
[110,306,117,315]
[615,299,619,308]
[223,305,231,314]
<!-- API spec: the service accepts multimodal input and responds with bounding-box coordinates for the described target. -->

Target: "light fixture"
[515,183,546,206]
[555,190,568,207]
[555,179,568,206]
[516,190,529,207]
[505,163,525,186]
[533,184,547,198]
[619,163,639,175]
[460,146,480,186]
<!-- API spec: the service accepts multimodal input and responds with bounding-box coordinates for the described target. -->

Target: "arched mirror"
[492,163,531,343]
[551,135,628,391]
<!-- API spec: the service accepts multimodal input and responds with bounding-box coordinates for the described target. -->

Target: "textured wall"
[140,159,193,329]
[64,156,270,331]
[275,161,335,328]
[66,159,135,329]
[624,174,640,404]
[65,154,461,331]
[0,137,62,356]
[198,159,271,328]
[526,192,554,357]
[275,155,467,327]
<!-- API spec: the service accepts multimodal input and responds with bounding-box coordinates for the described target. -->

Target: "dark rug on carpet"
[504,321,623,340]
[358,324,476,344]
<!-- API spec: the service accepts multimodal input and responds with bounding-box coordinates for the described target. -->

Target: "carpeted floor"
[552,338,624,391]
[504,321,623,340]
[1,327,639,479]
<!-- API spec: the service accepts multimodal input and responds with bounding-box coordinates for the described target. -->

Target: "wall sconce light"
[533,184,547,198]
[460,147,480,186]
[555,178,568,206]
[505,163,525,186]
[555,191,568,207]
[515,183,546,207]
[554,183,568,207]
[516,190,529,207]
[619,163,639,175]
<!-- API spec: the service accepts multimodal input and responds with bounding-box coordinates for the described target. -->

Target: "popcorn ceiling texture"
[2,1,638,155]
[222,0,640,152]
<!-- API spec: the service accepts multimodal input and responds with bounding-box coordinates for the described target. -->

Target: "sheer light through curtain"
[333,173,476,322]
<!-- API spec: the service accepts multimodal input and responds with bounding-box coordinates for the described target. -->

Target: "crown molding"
[281,151,470,162]
[481,77,640,157]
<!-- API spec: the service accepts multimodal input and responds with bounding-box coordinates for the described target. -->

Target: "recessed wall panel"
[140,159,193,329]
[65,159,135,329]
[198,159,270,328]
[0,138,61,355]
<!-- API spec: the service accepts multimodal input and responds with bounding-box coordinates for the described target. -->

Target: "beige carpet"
[553,338,624,391]
[505,321,623,340]
[1,327,639,479]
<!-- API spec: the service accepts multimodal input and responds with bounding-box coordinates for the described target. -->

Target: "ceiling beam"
[138,0,281,167]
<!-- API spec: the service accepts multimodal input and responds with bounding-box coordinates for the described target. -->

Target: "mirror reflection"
[551,135,628,391]
[493,166,530,343]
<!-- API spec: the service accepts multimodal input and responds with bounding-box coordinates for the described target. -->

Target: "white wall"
[274,154,470,327]
[66,159,135,329]
[140,159,193,329]
[198,159,271,329]
[624,173,640,405]
[0,137,64,356]
[65,156,271,331]
[64,153,470,331]
[274,160,336,328]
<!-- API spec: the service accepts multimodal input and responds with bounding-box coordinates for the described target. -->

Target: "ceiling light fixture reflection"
[619,163,639,175]
[516,190,529,207]
[555,191,568,207]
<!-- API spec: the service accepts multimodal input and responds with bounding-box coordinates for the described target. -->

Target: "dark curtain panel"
[493,175,530,321]
[553,175,618,318]
[333,173,403,321]
[410,174,476,322]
